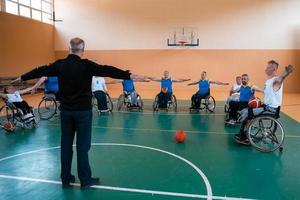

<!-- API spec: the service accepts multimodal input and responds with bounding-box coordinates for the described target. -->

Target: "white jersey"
[7,91,23,103]
[264,77,282,108]
[232,83,241,95]
[92,76,106,92]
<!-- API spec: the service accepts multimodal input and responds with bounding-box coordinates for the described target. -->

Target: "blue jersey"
[122,79,135,93]
[161,78,173,93]
[197,79,210,95]
[45,76,59,93]
[239,85,254,102]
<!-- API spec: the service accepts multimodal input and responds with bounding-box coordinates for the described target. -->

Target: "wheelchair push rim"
[247,116,285,153]
[206,96,216,112]
[0,105,15,127]
[38,97,57,120]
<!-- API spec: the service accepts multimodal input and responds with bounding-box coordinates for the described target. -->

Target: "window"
[2,0,53,24]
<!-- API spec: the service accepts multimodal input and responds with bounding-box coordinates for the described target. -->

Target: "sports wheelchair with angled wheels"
[117,92,143,111]
[0,99,37,130]
[242,107,284,153]
[92,92,113,113]
[190,94,215,113]
[153,93,177,112]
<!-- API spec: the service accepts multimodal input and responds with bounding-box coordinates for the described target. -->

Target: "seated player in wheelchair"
[225,74,263,125]
[234,61,293,145]
[32,76,59,100]
[225,76,242,112]
[188,71,228,110]
[108,77,149,108]
[149,70,190,109]
[92,76,110,113]
[0,85,36,123]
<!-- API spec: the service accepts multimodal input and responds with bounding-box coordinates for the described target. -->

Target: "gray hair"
[70,37,85,53]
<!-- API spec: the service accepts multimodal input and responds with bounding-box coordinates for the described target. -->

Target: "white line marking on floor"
[46,123,300,138]
[0,175,254,200]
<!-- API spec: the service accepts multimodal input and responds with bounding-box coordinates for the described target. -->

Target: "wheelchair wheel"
[38,96,57,120]
[224,103,229,113]
[206,96,216,112]
[247,116,285,152]
[153,95,159,111]
[117,94,125,111]
[137,95,143,111]
[0,105,15,127]
[168,94,177,112]
[93,93,114,112]
[106,93,114,111]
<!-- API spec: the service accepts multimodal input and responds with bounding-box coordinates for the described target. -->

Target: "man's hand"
[130,74,149,81]
[285,65,294,74]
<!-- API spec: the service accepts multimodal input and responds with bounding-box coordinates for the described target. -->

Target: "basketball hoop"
[178,40,188,46]
[167,27,199,47]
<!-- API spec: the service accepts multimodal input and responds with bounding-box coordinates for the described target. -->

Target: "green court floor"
[0,101,300,200]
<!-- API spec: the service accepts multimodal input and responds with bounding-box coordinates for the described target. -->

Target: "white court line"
[0,143,210,200]
[0,143,257,200]
[111,110,226,116]
[46,123,300,138]
[0,174,254,200]
[136,102,225,108]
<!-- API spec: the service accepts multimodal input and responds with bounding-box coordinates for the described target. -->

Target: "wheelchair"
[117,92,143,111]
[38,93,59,120]
[190,94,215,113]
[153,93,177,112]
[225,96,262,126]
[243,107,284,153]
[92,92,113,112]
[0,100,37,130]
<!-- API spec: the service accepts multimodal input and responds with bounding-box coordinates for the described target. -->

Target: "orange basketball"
[3,121,15,132]
[175,130,186,143]
[248,97,262,108]
[161,87,168,93]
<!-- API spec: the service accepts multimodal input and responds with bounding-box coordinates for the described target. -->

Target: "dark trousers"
[60,109,92,185]
[229,101,248,120]
[191,92,209,109]
[158,92,172,108]
[13,101,31,114]
[93,91,108,111]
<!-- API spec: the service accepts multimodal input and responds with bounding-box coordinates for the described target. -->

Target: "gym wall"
[0,12,55,77]
[54,0,300,99]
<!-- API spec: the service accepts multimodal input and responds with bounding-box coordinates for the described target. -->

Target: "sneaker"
[234,134,242,140]
[62,175,76,188]
[234,136,250,145]
[22,113,34,121]
[225,119,236,125]
[80,177,100,190]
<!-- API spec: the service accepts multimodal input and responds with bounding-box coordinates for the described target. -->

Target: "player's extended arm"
[106,80,123,84]
[187,81,199,86]
[273,65,294,91]
[251,85,264,93]
[19,86,35,95]
[147,76,161,82]
[210,80,229,85]
[172,78,191,83]
[31,77,47,93]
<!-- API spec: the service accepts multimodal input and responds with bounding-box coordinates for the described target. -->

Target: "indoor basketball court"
[0,1,300,200]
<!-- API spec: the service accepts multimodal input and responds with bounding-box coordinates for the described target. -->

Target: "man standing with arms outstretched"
[13,38,145,189]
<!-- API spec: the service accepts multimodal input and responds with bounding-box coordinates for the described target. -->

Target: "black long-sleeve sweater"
[21,54,131,110]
